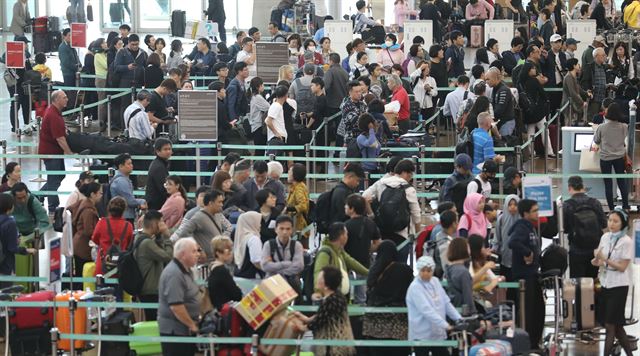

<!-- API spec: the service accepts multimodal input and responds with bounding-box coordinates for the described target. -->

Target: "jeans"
[353,273,367,305]
[499,119,516,137]
[95,78,107,128]
[600,157,629,210]
[42,158,65,212]
[217,21,227,43]
[63,74,76,88]
[7,85,30,131]
[69,0,86,23]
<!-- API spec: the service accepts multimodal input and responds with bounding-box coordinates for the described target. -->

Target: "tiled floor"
[0,30,639,354]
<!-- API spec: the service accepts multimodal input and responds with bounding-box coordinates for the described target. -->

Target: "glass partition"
[5,0,37,33]
[101,0,132,29]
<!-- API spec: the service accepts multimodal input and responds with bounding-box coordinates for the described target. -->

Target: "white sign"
[566,20,597,65]
[523,176,554,217]
[484,20,514,52]
[324,20,353,59]
[403,20,433,57]
[196,21,218,38]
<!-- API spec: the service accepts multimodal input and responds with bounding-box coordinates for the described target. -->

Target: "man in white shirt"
[265,85,289,155]
[443,75,470,124]
[236,37,257,81]
[124,90,156,141]
[466,159,497,199]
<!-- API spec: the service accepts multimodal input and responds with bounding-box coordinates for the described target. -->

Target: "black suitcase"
[100,311,133,356]
[171,10,186,37]
[9,327,52,356]
[362,26,386,45]
[485,327,531,354]
[33,32,53,54]
[109,3,124,23]
[47,17,60,32]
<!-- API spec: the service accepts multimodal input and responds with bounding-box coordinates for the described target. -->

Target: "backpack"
[451,178,482,214]
[455,127,474,158]
[345,138,363,159]
[268,239,301,292]
[123,108,143,138]
[571,203,603,250]
[293,78,315,117]
[24,70,42,87]
[457,93,472,131]
[425,232,447,279]
[301,246,332,304]
[117,235,149,296]
[53,206,65,232]
[231,79,250,118]
[101,219,129,274]
[415,224,436,259]
[314,188,334,234]
[374,184,411,234]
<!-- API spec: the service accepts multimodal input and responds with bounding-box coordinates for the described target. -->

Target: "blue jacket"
[226,78,247,121]
[445,45,465,78]
[114,47,148,87]
[508,218,541,280]
[406,276,461,341]
[0,214,26,275]
[357,129,381,171]
[58,41,80,77]
[110,171,145,219]
[190,50,217,76]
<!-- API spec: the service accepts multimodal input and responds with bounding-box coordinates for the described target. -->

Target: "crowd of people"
[0,0,638,355]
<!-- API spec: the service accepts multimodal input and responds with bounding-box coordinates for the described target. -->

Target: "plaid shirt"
[593,64,607,103]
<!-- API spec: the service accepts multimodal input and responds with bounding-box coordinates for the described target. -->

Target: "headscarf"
[233,211,262,266]
[416,256,436,271]
[367,240,398,289]
[460,193,488,237]
[498,194,521,251]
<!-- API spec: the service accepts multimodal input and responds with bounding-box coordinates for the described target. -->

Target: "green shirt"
[6,193,51,236]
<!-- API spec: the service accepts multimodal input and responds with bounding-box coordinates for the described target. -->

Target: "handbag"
[579,148,601,172]
[624,153,633,173]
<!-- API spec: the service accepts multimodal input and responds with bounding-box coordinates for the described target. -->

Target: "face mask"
[385,41,393,47]
[308,46,316,52]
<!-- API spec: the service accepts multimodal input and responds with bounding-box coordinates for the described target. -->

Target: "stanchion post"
[529,139,534,174]
[251,334,259,355]
[69,296,77,356]
[518,279,526,329]
[14,94,22,166]
[499,161,504,199]
[130,87,136,104]
[311,130,317,194]
[0,140,6,169]
[50,328,59,356]
[543,117,549,174]
[411,155,419,191]
[269,154,275,162]
[196,145,201,188]
[75,72,80,87]
[27,84,33,120]
[79,104,85,134]
[305,143,311,189]
[515,145,522,171]
[364,171,370,190]
[216,143,223,168]
[47,82,52,106]
[107,95,112,138]
[419,145,426,190]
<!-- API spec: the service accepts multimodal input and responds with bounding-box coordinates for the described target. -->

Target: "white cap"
[550,34,562,43]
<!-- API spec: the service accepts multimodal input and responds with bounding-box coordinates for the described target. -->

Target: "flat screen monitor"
[574,133,594,153]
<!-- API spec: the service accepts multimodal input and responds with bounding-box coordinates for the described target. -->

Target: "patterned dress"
[308,292,356,356]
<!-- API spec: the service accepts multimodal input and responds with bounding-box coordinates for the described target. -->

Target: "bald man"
[38,90,72,213]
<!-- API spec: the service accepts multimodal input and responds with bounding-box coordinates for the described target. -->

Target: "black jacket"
[207,0,226,23]
[145,157,170,211]
[419,3,443,42]
[542,50,568,86]
[563,193,607,255]
[502,50,523,76]
[330,182,356,224]
[491,81,515,125]
[508,218,540,280]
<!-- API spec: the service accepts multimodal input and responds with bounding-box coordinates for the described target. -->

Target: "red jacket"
[392,86,411,121]
[91,217,134,275]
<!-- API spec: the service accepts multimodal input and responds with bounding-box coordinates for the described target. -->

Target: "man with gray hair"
[295,50,324,78]
[124,90,156,141]
[471,111,504,173]
[289,63,318,117]
[387,73,411,133]
[580,47,608,120]
[157,237,201,356]
[486,67,516,136]
[38,90,72,214]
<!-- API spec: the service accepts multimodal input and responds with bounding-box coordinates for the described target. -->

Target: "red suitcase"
[8,290,55,330]
[33,17,48,34]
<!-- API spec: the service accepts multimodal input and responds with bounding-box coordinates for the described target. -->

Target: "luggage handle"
[562,300,568,319]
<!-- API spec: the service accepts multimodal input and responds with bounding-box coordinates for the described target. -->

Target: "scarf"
[499,195,521,244]
[233,211,262,266]
[462,192,488,237]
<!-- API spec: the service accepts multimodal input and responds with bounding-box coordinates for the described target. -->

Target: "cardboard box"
[234,275,298,330]
[384,112,398,127]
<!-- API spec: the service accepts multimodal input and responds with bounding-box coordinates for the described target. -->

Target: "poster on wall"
[484,20,514,51]
[5,42,25,69]
[255,42,289,84]
[71,23,87,48]
[178,90,218,141]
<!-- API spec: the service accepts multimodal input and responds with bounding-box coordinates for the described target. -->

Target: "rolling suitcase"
[470,25,483,48]
[562,278,596,332]
[47,17,61,32]
[14,239,34,292]
[101,311,133,356]
[258,311,305,356]
[484,328,530,354]
[171,10,186,37]
[129,321,162,356]
[9,290,55,330]
[109,3,124,23]
[9,327,52,356]
[469,339,512,356]
[55,291,89,351]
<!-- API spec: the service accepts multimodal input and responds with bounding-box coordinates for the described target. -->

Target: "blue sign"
[523,177,553,217]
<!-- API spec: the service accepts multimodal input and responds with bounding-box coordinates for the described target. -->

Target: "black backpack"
[301,246,332,304]
[268,239,301,294]
[101,219,130,274]
[314,188,335,234]
[451,178,482,215]
[117,235,149,296]
[571,203,603,250]
[345,138,362,159]
[53,206,65,232]
[374,184,411,234]
[455,128,474,158]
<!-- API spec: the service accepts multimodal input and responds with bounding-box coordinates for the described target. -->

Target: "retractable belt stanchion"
[1,140,6,169]
[305,144,311,189]
[47,82,52,106]
[50,327,59,356]
[363,171,370,190]
[79,104,85,134]
[515,145,523,171]
[543,116,549,174]
[14,94,22,166]
[107,95,112,138]
[75,72,80,87]
[69,296,77,356]
[519,279,526,329]
[217,143,223,170]
[311,130,317,194]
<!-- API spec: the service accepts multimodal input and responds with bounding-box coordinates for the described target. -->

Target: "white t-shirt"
[267,101,287,142]
[467,175,492,199]
[598,233,634,289]
[236,50,257,78]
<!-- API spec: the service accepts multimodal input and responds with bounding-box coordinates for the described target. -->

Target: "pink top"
[465,0,495,20]
[159,192,185,229]
[457,193,489,238]
[377,48,405,68]
[394,3,417,27]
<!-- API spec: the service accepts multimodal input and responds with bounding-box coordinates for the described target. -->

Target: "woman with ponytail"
[0,162,21,193]
[248,77,270,157]
[159,175,187,229]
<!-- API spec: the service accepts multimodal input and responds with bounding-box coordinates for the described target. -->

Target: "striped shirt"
[124,101,154,141]
[472,128,496,174]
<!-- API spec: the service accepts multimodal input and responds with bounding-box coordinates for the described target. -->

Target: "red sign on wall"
[71,23,87,48]
[5,42,25,69]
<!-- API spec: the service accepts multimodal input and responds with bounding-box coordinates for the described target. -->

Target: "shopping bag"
[579,149,601,172]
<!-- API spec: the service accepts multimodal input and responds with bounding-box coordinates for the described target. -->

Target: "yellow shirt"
[32,64,52,80]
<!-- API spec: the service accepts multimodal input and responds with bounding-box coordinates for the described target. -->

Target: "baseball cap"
[594,35,607,47]
[454,153,473,171]
[566,38,580,46]
[550,34,562,43]
[482,159,498,174]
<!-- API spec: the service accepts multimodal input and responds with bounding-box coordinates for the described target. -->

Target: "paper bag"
[579,149,601,172]
[258,311,305,356]
[234,274,298,330]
